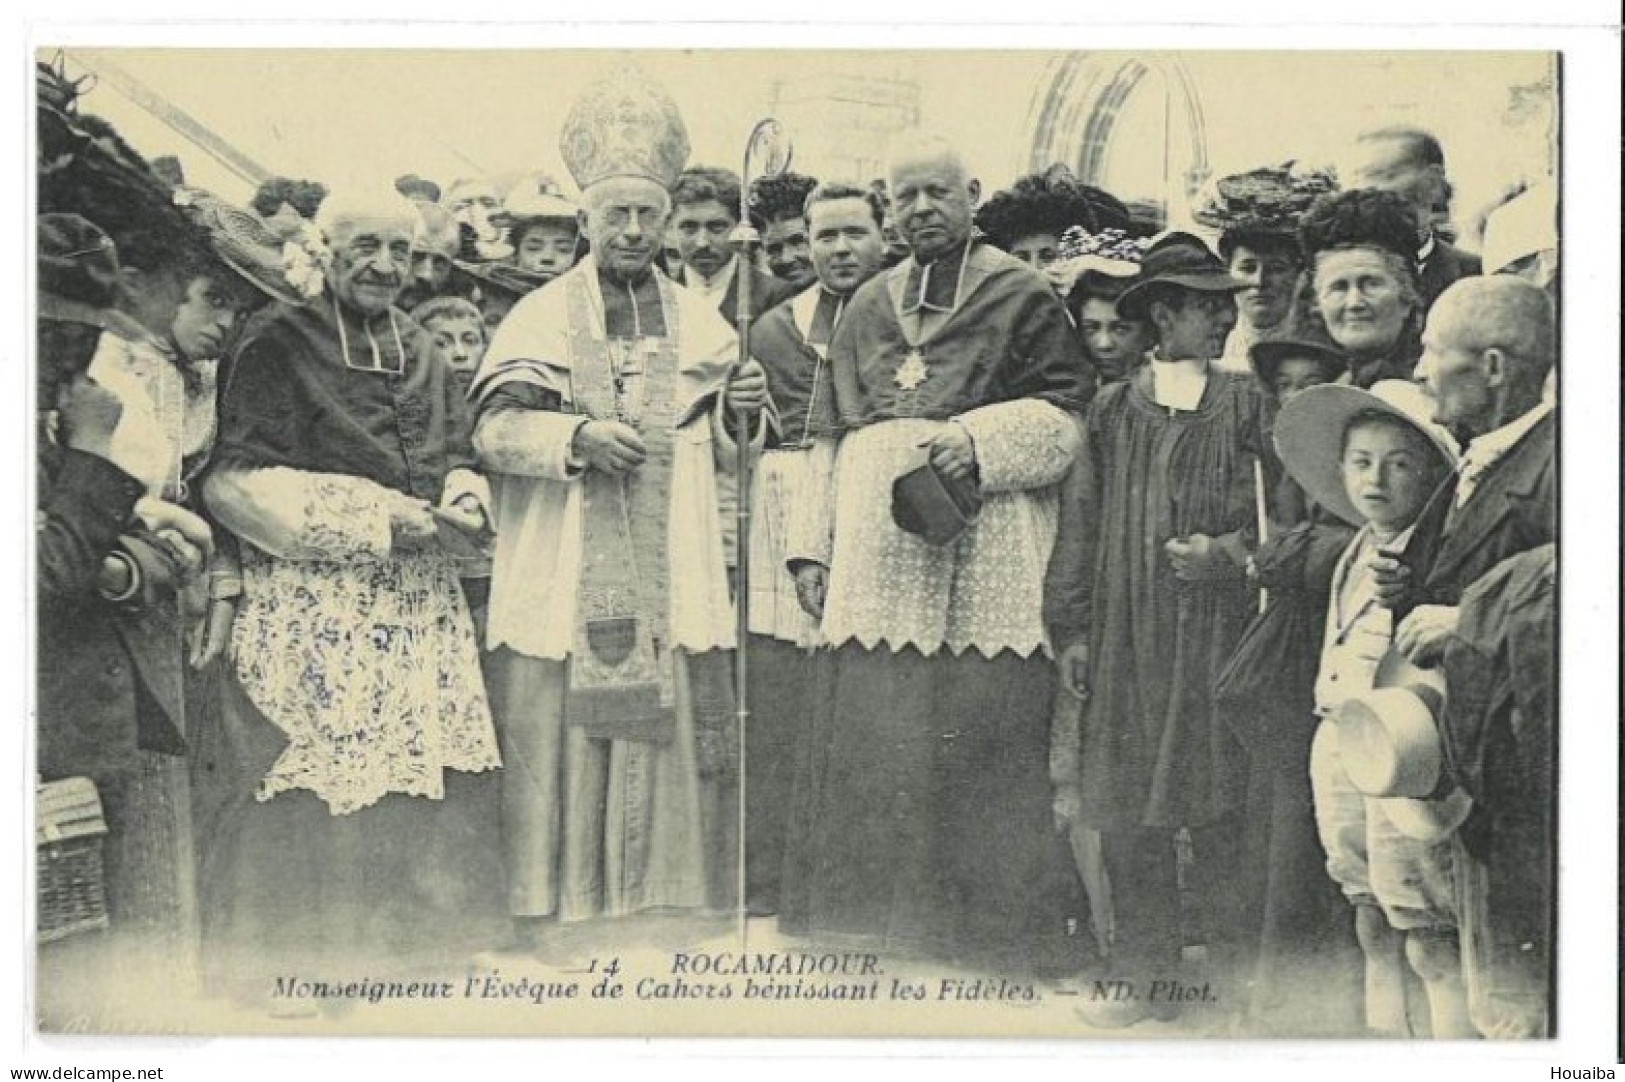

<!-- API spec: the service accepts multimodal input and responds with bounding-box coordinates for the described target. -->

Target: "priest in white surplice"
[469,66,768,945]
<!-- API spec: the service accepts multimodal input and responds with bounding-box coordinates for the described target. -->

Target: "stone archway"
[1022,52,1212,227]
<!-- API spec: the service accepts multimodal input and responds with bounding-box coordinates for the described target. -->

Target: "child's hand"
[1370,551,1414,607]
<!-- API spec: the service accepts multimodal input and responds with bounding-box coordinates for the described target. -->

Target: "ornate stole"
[565,274,683,743]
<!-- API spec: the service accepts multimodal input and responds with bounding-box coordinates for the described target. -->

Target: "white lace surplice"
[815,400,1079,659]
[207,468,501,816]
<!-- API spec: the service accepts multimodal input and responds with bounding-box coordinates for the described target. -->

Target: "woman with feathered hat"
[1191,161,1337,375]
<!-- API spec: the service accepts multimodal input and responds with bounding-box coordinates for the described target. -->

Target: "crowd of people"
[35,54,1558,1039]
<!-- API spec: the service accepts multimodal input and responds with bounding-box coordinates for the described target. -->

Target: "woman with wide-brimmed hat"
[34,58,288,1024]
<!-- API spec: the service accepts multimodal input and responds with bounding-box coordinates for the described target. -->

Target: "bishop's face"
[582,177,671,283]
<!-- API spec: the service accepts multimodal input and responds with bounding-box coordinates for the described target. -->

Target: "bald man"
[783,132,1093,974]
[1371,276,1556,1037]
[1377,276,1556,646]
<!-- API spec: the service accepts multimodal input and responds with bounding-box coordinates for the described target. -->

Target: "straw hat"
[1272,380,1459,527]
[1334,649,1473,843]
[504,175,580,224]
[1051,223,1147,300]
[1191,160,1338,243]
[174,187,309,307]
[1482,180,1557,276]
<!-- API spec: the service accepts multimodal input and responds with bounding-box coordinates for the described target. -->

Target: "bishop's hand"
[389,499,438,551]
[573,419,648,475]
[725,359,769,415]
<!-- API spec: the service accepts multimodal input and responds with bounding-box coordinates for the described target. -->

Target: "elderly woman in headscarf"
[199,186,505,1010]
[1192,162,1337,374]
[1296,188,1428,388]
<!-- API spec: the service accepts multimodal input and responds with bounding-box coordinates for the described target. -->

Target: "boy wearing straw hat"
[1274,379,1468,1037]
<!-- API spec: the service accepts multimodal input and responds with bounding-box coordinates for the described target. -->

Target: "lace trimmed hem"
[820,629,1053,661]
[234,545,503,817]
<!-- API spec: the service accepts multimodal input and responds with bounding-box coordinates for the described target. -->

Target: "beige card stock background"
[5,9,1622,1077]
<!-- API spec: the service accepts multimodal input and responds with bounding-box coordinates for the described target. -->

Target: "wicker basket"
[37,777,110,944]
